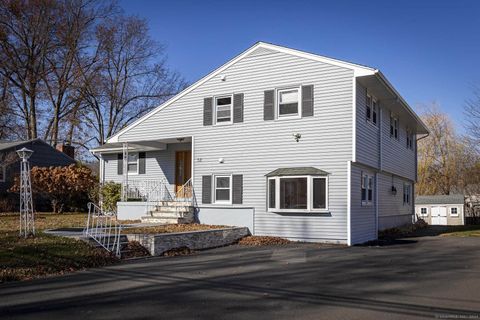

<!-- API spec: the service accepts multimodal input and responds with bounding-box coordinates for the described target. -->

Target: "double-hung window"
[390,115,399,139]
[366,95,372,121]
[215,96,233,124]
[127,153,139,174]
[214,175,232,204]
[420,207,428,216]
[361,173,373,206]
[267,175,328,212]
[277,88,300,118]
[406,129,414,150]
[0,165,5,182]
[403,183,411,205]
[366,94,378,125]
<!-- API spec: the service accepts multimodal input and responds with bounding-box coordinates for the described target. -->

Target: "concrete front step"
[141,216,193,224]
[150,207,194,214]
[156,201,193,207]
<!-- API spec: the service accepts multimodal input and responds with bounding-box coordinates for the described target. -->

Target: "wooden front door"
[175,150,192,194]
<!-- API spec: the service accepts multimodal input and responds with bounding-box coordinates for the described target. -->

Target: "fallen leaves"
[237,236,291,246]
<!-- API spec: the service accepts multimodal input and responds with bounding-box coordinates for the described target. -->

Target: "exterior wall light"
[293,133,302,142]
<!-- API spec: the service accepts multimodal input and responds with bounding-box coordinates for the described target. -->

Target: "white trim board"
[107,42,376,143]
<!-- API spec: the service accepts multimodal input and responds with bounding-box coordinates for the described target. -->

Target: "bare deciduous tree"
[78,16,186,145]
[0,0,58,139]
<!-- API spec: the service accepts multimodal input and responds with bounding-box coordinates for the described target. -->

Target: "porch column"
[122,142,129,201]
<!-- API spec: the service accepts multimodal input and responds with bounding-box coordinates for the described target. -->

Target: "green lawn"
[439,225,480,237]
[0,212,118,283]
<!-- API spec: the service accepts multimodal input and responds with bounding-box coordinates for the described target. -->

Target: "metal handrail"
[84,202,121,257]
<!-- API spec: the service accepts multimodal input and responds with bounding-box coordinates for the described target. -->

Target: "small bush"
[100,182,121,213]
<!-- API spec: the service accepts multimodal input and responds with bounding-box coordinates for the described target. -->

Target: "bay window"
[268,175,328,212]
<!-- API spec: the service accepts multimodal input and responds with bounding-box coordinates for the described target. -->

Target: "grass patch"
[122,223,230,234]
[0,212,118,283]
[439,225,480,237]
[0,212,87,232]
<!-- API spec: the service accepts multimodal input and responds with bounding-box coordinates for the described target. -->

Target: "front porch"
[91,137,196,222]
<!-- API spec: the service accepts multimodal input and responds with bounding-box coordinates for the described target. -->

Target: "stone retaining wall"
[126,227,250,256]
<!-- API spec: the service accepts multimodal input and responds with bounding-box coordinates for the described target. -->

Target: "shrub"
[10,164,97,213]
[100,182,121,213]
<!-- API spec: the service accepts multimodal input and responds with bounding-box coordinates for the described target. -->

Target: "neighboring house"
[415,195,465,226]
[91,42,429,245]
[0,139,76,194]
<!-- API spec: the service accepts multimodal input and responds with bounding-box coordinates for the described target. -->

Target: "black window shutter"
[138,152,146,174]
[233,93,244,123]
[302,85,314,117]
[263,90,275,120]
[117,153,123,175]
[203,97,213,126]
[202,175,212,204]
[232,175,243,204]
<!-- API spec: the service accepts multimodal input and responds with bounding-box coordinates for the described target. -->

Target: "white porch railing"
[123,179,170,202]
[84,202,122,257]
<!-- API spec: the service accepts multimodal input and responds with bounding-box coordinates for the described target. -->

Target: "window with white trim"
[450,207,459,216]
[406,129,414,150]
[361,173,374,206]
[127,153,139,174]
[420,207,428,216]
[0,165,5,182]
[403,183,411,205]
[390,115,399,139]
[267,176,328,212]
[277,88,300,118]
[366,95,372,121]
[215,96,233,124]
[366,94,378,126]
[214,175,231,204]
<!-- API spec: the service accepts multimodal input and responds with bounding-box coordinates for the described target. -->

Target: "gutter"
[374,70,430,135]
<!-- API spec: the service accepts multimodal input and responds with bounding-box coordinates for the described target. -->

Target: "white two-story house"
[91,42,429,245]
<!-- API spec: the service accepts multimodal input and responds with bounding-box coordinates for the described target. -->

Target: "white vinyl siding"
[355,82,380,169]
[377,173,414,230]
[350,165,376,244]
[116,49,354,243]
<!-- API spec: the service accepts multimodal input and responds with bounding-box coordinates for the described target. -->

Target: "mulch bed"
[237,236,292,246]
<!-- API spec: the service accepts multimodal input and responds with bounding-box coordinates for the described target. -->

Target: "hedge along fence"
[9,164,97,213]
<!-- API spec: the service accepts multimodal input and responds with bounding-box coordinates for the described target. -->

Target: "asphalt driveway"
[1,235,479,320]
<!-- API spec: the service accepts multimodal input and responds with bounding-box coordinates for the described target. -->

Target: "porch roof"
[265,167,329,177]
[90,141,167,154]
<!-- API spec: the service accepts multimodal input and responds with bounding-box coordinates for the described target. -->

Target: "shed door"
[431,206,447,225]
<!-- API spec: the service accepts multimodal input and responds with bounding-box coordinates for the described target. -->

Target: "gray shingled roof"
[265,167,329,177]
[415,194,464,205]
[0,139,40,152]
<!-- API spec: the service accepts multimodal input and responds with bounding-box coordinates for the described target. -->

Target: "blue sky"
[121,0,480,131]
